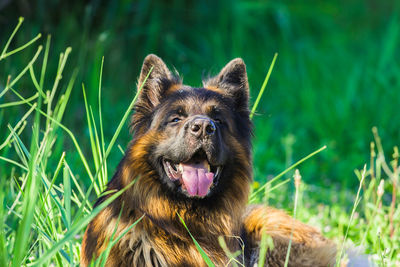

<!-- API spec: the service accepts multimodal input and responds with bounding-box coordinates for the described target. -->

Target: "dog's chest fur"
[113,216,237,267]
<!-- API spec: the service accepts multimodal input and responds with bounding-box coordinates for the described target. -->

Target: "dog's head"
[130,54,252,199]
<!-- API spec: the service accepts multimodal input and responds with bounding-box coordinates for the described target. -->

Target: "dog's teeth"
[216,166,221,177]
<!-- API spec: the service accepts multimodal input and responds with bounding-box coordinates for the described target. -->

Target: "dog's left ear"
[204,58,249,111]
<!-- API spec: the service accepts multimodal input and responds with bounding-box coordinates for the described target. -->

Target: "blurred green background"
[1,0,399,199]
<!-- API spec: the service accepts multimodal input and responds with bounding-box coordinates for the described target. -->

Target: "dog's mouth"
[162,151,222,198]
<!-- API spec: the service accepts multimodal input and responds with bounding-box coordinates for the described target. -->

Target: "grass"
[0,16,399,266]
[283,169,301,267]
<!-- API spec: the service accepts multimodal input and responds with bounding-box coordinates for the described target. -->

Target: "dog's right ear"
[137,54,180,109]
[132,54,180,135]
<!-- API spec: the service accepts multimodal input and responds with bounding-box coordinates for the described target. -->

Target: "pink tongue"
[180,163,214,197]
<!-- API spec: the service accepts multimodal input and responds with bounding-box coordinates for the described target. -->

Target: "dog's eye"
[171,117,181,123]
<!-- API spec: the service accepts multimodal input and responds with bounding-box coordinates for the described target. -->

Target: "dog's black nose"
[189,117,216,138]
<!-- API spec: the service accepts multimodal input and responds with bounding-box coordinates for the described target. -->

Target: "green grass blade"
[0,17,24,60]
[284,170,302,267]
[103,215,144,260]
[89,106,105,190]
[0,176,9,266]
[258,231,274,267]
[217,236,241,267]
[40,152,66,213]
[11,124,40,267]
[82,84,101,194]
[0,156,28,170]
[0,46,43,99]
[1,33,41,60]
[0,92,38,108]
[95,204,125,267]
[177,212,215,267]
[63,161,74,265]
[7,124,31,161]
[336,165,367,266]
[45,47,72,128]
[49,47,72,103]
[64,161,92,210]
[63,163,71,228]
[40,35,51,90]
[95,213,144,267]
[29,65,46,99]
[250,53,278,119]
[0,103,36,151]
[98,57,107,187]
[251,145,326,198]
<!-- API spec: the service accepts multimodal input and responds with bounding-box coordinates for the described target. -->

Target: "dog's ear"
[132,54,180,135]
[136,54,180,109]
[204,58,249,111]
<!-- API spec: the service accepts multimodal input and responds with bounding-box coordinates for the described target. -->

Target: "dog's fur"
[81,55,337,266]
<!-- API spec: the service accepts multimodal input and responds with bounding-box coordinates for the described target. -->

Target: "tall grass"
[0,19,146,266]
[0,18,399,266]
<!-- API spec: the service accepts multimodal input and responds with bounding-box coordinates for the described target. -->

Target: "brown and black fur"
[81,55,336,266]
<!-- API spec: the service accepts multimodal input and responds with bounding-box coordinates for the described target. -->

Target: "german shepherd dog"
[81,55,337,266]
